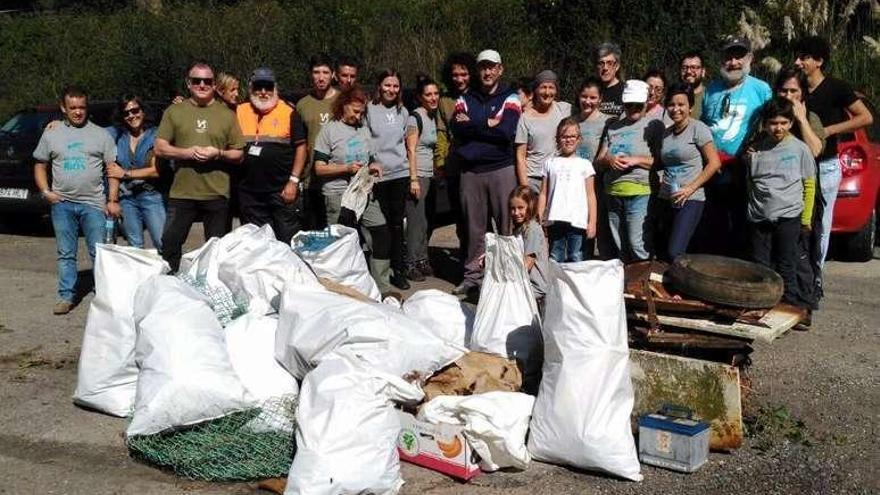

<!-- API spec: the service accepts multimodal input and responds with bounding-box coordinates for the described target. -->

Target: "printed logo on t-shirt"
[195,119,208,134]
[63,141,86,171]
[344,137,368,165]
[779,154,797,166]
[384,112,396,125]
[320,113,330,125]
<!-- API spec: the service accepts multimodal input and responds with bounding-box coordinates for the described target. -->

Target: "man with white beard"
[236,67,308,243]
[698,36,772,256]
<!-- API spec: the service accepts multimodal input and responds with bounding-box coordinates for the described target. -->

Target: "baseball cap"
[621,79,649,104]
[722,36,751,53]
[250,67,276,84]
[476,49,502,65]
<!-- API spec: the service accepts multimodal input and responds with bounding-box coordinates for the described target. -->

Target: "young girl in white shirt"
[538,117,598,262]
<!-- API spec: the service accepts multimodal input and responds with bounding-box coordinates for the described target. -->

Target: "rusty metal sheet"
[630,350,743,450]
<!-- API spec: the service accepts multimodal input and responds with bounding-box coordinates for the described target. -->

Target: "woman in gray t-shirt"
[366,69,412,290]
[313,86,393,295]
[515,70,572,193]
[404,76,441,281]
[658,83,721,260]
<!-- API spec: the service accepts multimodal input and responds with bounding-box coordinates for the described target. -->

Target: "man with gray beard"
[236,67,308,243]
[698,36,772,256]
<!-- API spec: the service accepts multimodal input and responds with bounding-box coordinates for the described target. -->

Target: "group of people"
[35,35,872,326]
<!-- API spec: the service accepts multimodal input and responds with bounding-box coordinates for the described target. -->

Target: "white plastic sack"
[292,225,381,301]
[225,313,298,401]
[275,284,465,381]
[418,391,535,471]
[74,245,169,416]
[127,276,253,437]
[527,260,642,481]
[340,165,376,220]
[402,289,474,347]
[286,351,423,495]
[179,223,270,286]
[470,234,542,386]
[217,224,319,315]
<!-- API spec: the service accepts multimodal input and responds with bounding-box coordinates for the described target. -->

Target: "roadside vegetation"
[0,0,877,120]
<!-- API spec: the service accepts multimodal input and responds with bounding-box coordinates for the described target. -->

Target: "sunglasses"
[252,82,275,92]
[189,77,214,86]
[122,107,142,117]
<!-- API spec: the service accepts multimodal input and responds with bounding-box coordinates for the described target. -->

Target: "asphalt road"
[0,223,877,494]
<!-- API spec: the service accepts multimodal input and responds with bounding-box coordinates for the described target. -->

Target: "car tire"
[668,254,784,309]
[836,208,876,262]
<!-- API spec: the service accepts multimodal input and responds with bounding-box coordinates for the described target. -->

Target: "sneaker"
[794,309,812,331]
[53,300,74,315]
[417,259,434,278]
[390,272,411,290]
[451,282,476,297]
[406,264,426,282]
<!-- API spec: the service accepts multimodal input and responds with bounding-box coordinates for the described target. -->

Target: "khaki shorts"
[324,192,386,228]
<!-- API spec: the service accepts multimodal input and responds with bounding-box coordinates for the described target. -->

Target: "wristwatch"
[123,170,131,180]
[288,175,301,184]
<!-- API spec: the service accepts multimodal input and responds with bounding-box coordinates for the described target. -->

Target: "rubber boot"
[369,257,393,295]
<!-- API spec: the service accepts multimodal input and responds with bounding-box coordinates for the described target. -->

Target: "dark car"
[831,97,880,261]
[0,101,166,219]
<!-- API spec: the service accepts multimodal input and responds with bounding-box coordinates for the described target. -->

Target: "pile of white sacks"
[73,223,643,495]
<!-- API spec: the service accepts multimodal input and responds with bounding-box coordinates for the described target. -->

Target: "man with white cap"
[699,35,772,255]
[236,67,307,244]
[450,48,523,296]
[594,79,664,261]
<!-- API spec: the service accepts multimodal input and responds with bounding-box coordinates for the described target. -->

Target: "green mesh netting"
[177,273,248,326]
[126,395,297,481]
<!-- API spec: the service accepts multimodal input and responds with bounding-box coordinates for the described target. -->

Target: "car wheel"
[668,254,784,309]
[837,208,876,262]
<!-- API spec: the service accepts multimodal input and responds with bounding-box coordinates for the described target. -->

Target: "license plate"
[0,188,28,199]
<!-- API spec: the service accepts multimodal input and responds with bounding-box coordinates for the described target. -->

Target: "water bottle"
[103,217,115,244]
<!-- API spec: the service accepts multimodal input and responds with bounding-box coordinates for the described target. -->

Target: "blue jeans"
[816,157,841,268]
[606,194,650,261]
[548,222,585,262]
[51,201,105,302]
[660,199,705,261]
[120,190,166,250]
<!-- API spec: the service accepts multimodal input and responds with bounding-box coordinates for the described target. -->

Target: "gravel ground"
[0,222,877,495]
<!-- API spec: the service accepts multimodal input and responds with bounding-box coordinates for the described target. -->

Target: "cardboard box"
[396,410,481,481]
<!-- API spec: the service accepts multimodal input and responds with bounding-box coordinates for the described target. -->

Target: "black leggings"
[373,177,409,272]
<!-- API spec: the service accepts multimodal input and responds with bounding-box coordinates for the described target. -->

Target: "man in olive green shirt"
[155,62,245,271]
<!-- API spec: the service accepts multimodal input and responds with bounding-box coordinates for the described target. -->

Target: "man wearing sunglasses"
[699,36,772,256]
[236,67,307,244]
[154,62,246,272]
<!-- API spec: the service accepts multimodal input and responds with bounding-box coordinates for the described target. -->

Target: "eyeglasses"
[681,64,702,71]
[189,77,214,86]
[252,82,275,92]
[649,85,665,94]
[122,107,142,117]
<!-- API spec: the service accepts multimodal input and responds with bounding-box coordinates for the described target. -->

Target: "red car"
[832,97,880,261]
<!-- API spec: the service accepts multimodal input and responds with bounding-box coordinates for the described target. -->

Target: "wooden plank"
[630,304,802,343]
[629,350,743,450]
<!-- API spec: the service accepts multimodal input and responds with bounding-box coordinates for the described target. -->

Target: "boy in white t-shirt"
[537,117,598,262]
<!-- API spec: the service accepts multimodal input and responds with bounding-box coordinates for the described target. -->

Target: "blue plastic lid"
[639,413,710,436]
